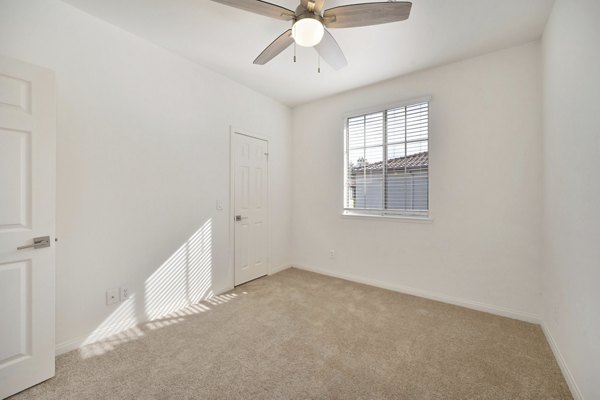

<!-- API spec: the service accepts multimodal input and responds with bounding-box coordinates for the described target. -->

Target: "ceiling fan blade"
[253,30,294,65]
[323,2,412,29]
[210,0,295,21]
[315,29,347,70]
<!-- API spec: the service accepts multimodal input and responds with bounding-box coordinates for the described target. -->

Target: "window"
[344,100,429,217]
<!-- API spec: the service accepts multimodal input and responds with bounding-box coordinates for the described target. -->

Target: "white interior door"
[232,132,269,286]
[0,54,56,399]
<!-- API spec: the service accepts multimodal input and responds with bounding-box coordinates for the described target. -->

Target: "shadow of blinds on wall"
[344,100,429,217]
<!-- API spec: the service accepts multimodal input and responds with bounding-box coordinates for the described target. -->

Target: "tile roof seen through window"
[352,151,428,172]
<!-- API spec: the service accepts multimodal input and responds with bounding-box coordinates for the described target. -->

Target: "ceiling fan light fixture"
[292,17,324,47]
[211,0,413,69]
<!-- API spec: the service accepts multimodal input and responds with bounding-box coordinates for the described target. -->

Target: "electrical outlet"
[106,288,119,305]
[120,286,131,301]
[329,249,335,259]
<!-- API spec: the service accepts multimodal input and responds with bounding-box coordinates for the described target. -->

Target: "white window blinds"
[344,100,429,217]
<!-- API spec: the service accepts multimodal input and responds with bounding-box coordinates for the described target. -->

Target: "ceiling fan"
[209,0,412,70]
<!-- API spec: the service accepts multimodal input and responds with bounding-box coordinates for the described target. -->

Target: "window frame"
[342,96,432,221]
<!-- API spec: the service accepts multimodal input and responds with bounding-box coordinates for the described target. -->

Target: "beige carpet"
[11,268,571,400]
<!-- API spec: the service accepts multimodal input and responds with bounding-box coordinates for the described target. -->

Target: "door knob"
[235,215,248,222]
[17,236,51,250]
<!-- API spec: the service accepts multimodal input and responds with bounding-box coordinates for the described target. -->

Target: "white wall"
[541,0,600,398]
[292,42,543,321]
[0,0,292,350]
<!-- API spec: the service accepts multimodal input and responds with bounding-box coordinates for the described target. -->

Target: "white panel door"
[233,132,268,286]
[0,54,56,399]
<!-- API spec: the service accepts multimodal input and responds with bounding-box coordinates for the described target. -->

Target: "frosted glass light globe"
[292,18,325,47]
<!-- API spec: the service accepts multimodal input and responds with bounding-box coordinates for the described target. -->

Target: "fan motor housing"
[295,5,324,24]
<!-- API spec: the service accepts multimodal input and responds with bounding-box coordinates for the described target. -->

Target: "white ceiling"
[61,0,554,106]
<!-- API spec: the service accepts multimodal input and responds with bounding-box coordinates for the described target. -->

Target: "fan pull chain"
[317,54,321,73]
[293,42,297,63]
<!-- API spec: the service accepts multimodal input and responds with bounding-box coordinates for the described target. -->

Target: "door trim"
[229,126,271,288]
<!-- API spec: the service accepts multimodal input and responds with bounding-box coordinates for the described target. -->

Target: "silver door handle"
[235,215,248,222]
[17,236,50,250]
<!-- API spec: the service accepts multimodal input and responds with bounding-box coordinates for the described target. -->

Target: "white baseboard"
[56,335,87,356]
[293,264,541,324]
[541,324,584,400]
[269,264,291,275]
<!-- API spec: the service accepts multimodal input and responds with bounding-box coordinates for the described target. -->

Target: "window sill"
[341,212,433,223]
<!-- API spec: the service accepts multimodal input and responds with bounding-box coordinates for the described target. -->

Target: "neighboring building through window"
[344,100,429,217]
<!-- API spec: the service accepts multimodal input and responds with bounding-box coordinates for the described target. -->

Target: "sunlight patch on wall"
[78,219,215,358]
[144,219,213,321]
